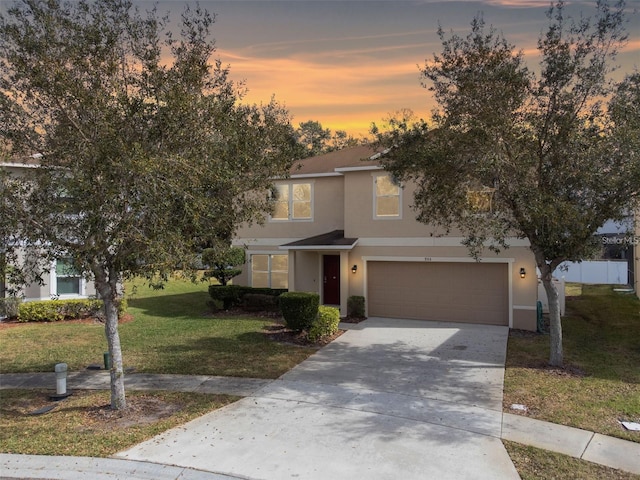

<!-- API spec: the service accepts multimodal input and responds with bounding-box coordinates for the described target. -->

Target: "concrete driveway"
[116,318,520,479]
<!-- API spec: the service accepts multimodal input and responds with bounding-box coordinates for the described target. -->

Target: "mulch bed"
[84,394,182,428]
[262,323,344,347]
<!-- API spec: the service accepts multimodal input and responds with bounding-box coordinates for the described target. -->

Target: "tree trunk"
[93,264,126,410]
[103,293,126,410]
[536,256,563,367]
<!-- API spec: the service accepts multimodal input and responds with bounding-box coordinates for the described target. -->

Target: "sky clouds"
[3,0,631,136]
[4,0,634,137]
[185,0,636,136]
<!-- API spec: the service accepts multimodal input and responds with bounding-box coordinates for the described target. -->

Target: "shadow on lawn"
[127,291,211,318]
[153,332,314,378]
[506,293,640,384]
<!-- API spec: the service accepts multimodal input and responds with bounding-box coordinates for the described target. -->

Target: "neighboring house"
[0,158,97,302]
[233,145,538,330]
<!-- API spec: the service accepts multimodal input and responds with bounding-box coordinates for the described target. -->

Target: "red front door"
[323,255,340,305]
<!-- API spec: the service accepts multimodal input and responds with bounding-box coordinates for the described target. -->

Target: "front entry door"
[323,255,340,305]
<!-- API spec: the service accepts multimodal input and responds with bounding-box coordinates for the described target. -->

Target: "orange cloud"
[216,44,432,135]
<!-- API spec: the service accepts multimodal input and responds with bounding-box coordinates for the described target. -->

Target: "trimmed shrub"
[247,288,287,297]
[58,298,103,319]
[347,296,366,318]
[18,301,65,322]
[208,285,245,310]
[208,285,286,310]
[242,293,279,312]
[279,292,319,331]
[308,306,340,342]
[0,297,22,319]
[17,298,122,323]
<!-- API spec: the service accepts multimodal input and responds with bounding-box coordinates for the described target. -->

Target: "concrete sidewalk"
[0,370,271,397]
[1,319,639,478]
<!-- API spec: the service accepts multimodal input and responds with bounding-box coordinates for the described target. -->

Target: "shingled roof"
[280,230,358,250]
[291,145,385,176]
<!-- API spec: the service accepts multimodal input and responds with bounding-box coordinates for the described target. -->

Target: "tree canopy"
[374,0,639,366]
[294,120,363,158]
[0,0,298,408]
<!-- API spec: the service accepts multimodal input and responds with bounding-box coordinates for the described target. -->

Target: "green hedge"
[17,298,127,323]
[347,296,366,318]
[0,297,22,319]
[308,306,340,342]
[208,285,286,310]
[279,292,319,331]
[242,293,280,312]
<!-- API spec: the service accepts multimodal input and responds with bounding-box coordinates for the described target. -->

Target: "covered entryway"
[368,261,509,325]
[280,230,359,316]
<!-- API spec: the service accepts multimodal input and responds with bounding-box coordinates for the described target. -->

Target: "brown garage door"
[368,262,508,325]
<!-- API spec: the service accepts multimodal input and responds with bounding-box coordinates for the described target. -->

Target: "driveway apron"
[116,317,520,479]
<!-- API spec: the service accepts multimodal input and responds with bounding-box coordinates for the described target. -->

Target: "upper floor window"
[374,173,401,218]
[272,183,312,221]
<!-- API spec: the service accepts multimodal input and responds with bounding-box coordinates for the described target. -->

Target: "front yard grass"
[504,441,639,480]
[0,277,315,457]
[504,284,640,443]
[0,277,317,378]
[0,389,238,457]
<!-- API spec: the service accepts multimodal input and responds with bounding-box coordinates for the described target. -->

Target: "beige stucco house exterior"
[234,145,539,330]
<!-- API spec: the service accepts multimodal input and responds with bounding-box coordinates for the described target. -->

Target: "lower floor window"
[251,254,288,289]
[55,258,81,295]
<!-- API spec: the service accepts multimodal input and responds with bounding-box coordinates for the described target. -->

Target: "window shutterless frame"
[270,182,313,221]
[372,173,402,219]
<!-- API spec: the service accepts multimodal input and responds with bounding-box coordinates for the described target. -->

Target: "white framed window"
[251,254,288,288]
[373,173,401,218]
[54,257,82,296]
[271,182,313,221]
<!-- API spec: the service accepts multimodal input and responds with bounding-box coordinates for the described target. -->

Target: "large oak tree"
[0,0,298,409]
[374,0,639,366]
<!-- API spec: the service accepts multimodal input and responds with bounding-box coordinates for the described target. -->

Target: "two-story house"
[0,158,97,302]
[233,145,538,330]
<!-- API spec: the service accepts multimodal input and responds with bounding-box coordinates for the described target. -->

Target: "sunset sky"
[163,0,638,138]
[5,0,637,137]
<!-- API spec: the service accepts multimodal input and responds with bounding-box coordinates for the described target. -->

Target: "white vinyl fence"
[557,260,629,285]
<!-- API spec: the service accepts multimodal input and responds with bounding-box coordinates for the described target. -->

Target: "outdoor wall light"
[520,267,526,279]
[352,265,358,274]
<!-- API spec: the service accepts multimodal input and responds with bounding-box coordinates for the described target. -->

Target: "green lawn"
[504,441,639,480]
[504,284,640,443]
[0,277,316,378]
[0,389,238,457]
